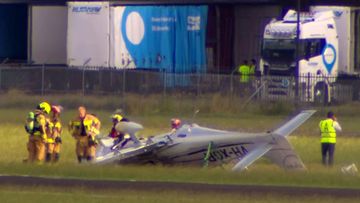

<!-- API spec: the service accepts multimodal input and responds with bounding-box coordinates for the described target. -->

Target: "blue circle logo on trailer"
[322,44,336,74]
[121,7,174,69]
[124,12,145,45]
[121,7,149,67]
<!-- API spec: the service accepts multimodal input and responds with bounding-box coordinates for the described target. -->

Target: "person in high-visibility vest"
[45,105,63,163]
[69,106,101,163]
[238,60,250,83]
[319,111,342,166]
[249,59,256,76]
[25,102,51,163]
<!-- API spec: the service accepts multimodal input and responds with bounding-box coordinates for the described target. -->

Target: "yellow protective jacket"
[319,118,336,143]
[32,110,48,140]
[46,119,62,144]
[69,114,101,138]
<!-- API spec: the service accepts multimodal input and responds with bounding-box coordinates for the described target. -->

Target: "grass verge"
[0,93,360,189]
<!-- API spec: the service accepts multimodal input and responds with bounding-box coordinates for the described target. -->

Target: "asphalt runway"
[0,175,359,197]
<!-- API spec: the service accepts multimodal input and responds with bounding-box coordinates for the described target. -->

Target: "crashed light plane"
[95,110,315,171]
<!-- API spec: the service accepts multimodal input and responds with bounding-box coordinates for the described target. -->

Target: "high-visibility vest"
[319,118,336,143]
[46,120,62,144]
[70,114,100,137]
[238,65,250,83]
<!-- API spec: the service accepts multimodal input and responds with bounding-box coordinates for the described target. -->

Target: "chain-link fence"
[0,65,358,104]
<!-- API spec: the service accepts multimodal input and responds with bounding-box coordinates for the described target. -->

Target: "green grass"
[0,90,297,117]
[1,93,360,190]
[1,114,360,189]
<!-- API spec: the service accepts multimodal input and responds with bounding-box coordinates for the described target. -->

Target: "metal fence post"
[82,67,85,96]
[197,69,201,96]
[122,68,126,103]
[0,67,2,91]
[41,64,45,95]
[99,69,102,93]
[241,80,267,109]
[230,67,238,97]
[0,58,9,92]
[66,68,70,90]
[163,68,166,98]
[110,68,113,90]
[82,58,92,96]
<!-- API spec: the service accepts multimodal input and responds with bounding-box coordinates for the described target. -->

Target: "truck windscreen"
[262,39,296,64]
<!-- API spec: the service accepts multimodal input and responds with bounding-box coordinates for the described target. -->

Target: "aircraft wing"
[95,121,155,164]
[232,143,272,171]
[95,134,171,165]
[95,141,159,165]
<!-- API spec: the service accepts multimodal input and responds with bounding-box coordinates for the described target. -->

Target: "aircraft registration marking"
[206,145,248,162]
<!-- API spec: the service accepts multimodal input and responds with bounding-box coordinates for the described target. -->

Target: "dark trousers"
[321,143,335,166]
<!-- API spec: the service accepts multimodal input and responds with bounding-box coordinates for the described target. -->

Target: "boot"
[54,153,60,163]
[45,153,52,163]
[86,156,93,162]
[77,156,83,163]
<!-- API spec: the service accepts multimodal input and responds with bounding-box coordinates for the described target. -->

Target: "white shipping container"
[67,1,110,67]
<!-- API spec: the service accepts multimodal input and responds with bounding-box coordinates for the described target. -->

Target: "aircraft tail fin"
[272,110,316,137]
[232,110,315,172]
[232,137,307,171]
[265,110,316,170]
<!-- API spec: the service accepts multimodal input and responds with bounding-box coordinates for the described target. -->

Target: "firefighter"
[45,105,63,163]
[69,106,101,163]
[108,109,129,138]
[108,109,130,149]
[249,59,257,76]
[25,102,51,163]
[170,118,181,134]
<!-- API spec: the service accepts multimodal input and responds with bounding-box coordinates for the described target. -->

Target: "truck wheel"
[314,83,328,105]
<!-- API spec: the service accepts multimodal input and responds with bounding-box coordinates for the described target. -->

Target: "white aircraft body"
[95,110,315,171]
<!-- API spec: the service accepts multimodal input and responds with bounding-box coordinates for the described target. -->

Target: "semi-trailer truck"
[260,6,360,103]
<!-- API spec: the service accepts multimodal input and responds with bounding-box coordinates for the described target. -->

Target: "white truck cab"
[260,6,360,103]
